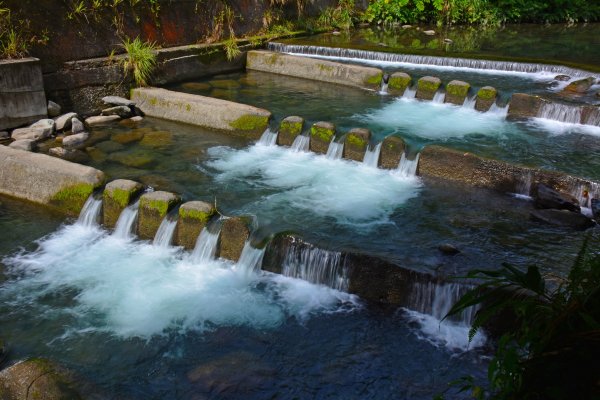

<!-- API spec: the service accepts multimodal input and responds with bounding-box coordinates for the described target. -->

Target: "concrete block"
[176,201,216,250]
[343,128,371,162]
[138,191,181,240]
[103,179,144,228]
[310,121,336,154]
[278,116,304,146]
[379,136,406,169]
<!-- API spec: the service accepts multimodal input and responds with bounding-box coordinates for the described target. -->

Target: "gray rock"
[592,198,600,220]
[11,118,54,141]
[47,100,61,117]
[563,77,595,94]
[530,209,595,230]
[9,139,35,151]
[49,146,89,163]
[101,106,132,118]
[423,30,436,35]
[534,184,580,213]
[402,25,412,29]
[129,116,144,122]
[443,38,453,43]
[55,112,78,131]
[63,132,90,148]
[438,243,460,255]
[102,95,135,107]
[85,115,121,126]
[71,117,85,134]
[554,74,571,82]
[0,131,8,139]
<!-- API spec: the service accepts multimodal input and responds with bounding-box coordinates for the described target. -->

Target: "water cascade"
[325,138,344,160]
[396,153,420,178]
[258,128,278,146]
[191,224,222,263]
[113,201,140,239]
[362,142,382,168]
[432,91,446,103]
[379,73,390,95]
[281,239,349,291]
[403,87,417,99]
[514,172,533,200]
[77,195,103,228]
[152,215,178,248]
[291,134,310,152]
[237,242,266,275]
[570,181,600,214]
[488,103,509,118]
[462,95,477,109]
[268,42,598,79]
[538,103,582,124]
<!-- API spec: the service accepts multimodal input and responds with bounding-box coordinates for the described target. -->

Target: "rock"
[278,116,304,147]
[592,199,600,220]
[332,30,341,36]
[343,128,371,162]
[101,105,132,119]
[388,72,411,95]
[86,147,107,163]
[475,86,497,112]
[102,95,135,107]
[507,93,546,119]
[416,76,442,101]
[49,147,69,158]
[423,30,436,35]
[11,118,54,141]
[176,201,217,250]
[138,191,181,240]
[62,132,90,149]
[554,74,571,82]
[111,130,145,144]
[108,150,154,168]
[139,131,173,147]
[55,112,78,131]
[85,115,121,127]
[8,139,35,151]
[534,184,580,213]
[103,179,144,228]
[47,100,61,117]
[530,209,594,230]
[130,116,143,122]
[71,117,85,134]
[438,243,460,255]
[444,38,453,44]
[402,25,412,29]
[95,140,124,154]
[310,121,336,155]
[49,147,89,163]
[208,79,241,89]
[445,80,471,105]
[218,217,250,262]
[0,359,83,400]
[139,174,177,192]
[562,77,595,94]
[379,135,406,169]
[180,82,212,91]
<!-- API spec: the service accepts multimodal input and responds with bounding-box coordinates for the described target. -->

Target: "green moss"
[179,207,215,223]
[186,104,191,112]
[141,198,173,218]
[229,114,270,132]
[477,86,497,100]
[318,63,334,72]
[266,53,280,65]
[364,72,383,86]
[311,125,335,143]
[51,183,95,215]
[446,82,470,97]
[149,97,158,106]
[389,74,411,91]
[417,77,442,93]
[347,133,367,149]
[280,120,303,136]
[108,188,134,208]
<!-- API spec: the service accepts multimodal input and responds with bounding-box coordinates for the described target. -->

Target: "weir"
[325,138,344,160]
[191,224,222,263]
[113,200,140,239]
[153,215,178,248]
[77,196,103,228]
[363,142,382,168]
[396,153,420,178]
[290,133,310,152]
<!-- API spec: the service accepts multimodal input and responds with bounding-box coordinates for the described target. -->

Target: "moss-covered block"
[310,121,336,154]
[138,191,181,240]
[416,76,442,100]
[388,72,412,95]
[50,183,96,216]
[278,116,304,147]
[475,86,497,112]
[176,201,216,250]
[103,179,143,229]
[380,135,406,169]
[218,216,250,262]
[364,72,383,89]
[445,80,471,105]
[343,128,371,162]
[229,114,270,140]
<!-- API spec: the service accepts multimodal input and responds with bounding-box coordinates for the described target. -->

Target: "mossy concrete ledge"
[103,179,143,229]
[218,217,250,262]
[475,86,497,112]
[416,76,442,100]
[278,116,304,146]
[246,50,384,90]
[388,72,412,96]
[131,87,271,140]
[343,128,371,162]
[176,201,216,250]
[444,80,470,105]
[0,146,104,215]
[310,121,336,154]
[507,93,547,119]
[138,191,181,240]
[379,135,406,169]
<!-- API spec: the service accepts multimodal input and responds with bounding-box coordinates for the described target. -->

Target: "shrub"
[120,36,158,87]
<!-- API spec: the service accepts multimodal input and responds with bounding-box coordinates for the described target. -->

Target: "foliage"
[317,0,357,30]
[120,36,158,86]
[0,1,48,58]
[441,234,600,399]
[223,36,241,61]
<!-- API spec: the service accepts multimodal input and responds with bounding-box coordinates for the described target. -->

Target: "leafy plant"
[442,234,600,399]
[223,36,241,61]
[0,2,47,58]
[120,36,158,86]
[318,0,356,29]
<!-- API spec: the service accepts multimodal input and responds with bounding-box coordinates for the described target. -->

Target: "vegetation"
[440,234,600,399]
[120,36,158,86]
[0,1,48,58]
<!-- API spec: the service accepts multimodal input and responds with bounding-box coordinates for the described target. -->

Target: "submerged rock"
[534,184,580,213]
[438,243,460,255]
[139,131,173,147]
[47,100,61,117]
[86,146,107,163]
[554,74,571,82]
[111,130,145,144]
[95,140,124,153]
[180,82,212,91]
[530,209,594,230]
[108,151,155,168]
[562,77,595,94]
[209,79,241,89]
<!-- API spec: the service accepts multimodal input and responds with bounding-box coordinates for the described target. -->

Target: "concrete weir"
[246,50,384,90]
[131,87,272,139]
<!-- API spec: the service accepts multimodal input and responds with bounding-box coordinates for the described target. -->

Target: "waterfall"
[281,239,349,291]
[325,138,344,160]
[462,95,476,109]
[152,216,178,248]
[291,134,310,152]
[237,242,266,275]
[379,81,389,95]
[514,172,533,200]
[570,181,600,213]
[362,142,382,168]
[77,195,103,228]
[408,281,477,325]
[583,107,600,126]
[396,153,420,178]
[432,91,445,103]
[403,87,417,99]
[488,103,509,118]
[537,103,582,124]
[268,42,598,79]
[258,128,278,146]
[113,201,140,239]
[191,225,221,263]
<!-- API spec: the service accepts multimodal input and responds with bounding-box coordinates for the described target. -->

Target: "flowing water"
[113,200,140,239]
[77,195,103,228]
[362,142,382,167]
[325,138,344,160]
[396,153,420,178]
[153,215,178,247]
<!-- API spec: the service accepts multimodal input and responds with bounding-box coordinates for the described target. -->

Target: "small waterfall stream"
[113,201,140,239]
[488,103,509,118]
[191,224,222,263]
[77,195,103,228]
[408,281,477,325]
[153,216,178,248]
[396,153,420,178]
[258,128,278,146]
[291,134,310,152]
[432,91,445,103]
[403,87,417,99]
[462,95,476,109]
[362,142,382,168]
[325,138,344,160]
[237,242,266,275]
[538,103,582,124]
[514,172,533,200]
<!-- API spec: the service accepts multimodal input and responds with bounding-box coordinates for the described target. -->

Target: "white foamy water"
[153,216,178,248]
[258,128,278,146]
[527,118,600,137]
[357,97,513,140]
[1,222,359,339]
[362,142,382,167]
[205,144,421,224]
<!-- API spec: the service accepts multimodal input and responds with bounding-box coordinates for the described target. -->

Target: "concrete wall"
[0,58,47,130]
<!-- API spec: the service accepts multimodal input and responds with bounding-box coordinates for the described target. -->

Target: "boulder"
[129,116,143,122]
[218,217,250,262]
[554,75,571,82]
[62,132,90,149]
[48,147,89,163]
[388,72,411,96]
[85,115,121,127]
[562,77,595,94]
[139,131,173,147]
[103,179,144,228]
[379,135,406,169]
[54,112,78,131]
[102,95,135,107]
[402,25,412,28]
[507,93,546,119]
[310,121,336,154]
[111,130,145,144]
[278,116,304,147]
[534,184,580,213]
[11,123,53,142]
[138,191,181,240]
[530,209,594,230]
[343,128,371,162]
[416,76,442,101]
[8,139,35,151]
[47,100,61,117]
[423,30,436,35]
[108,150,154,168]
[592,198,600,220]
[475,86,497,112]
[176,201,217,250]
[444,80,470,105]
[101,106,132,119]
[71,117,85,134]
